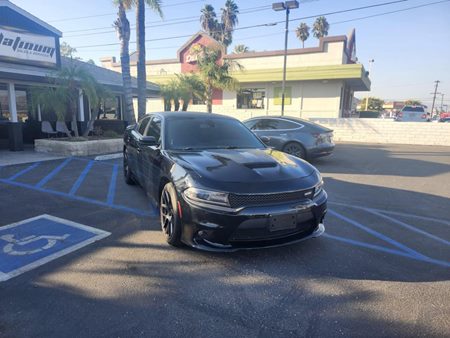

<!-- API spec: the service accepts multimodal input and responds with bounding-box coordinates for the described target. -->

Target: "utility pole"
[430,80,440,117]
[365,59,375,110]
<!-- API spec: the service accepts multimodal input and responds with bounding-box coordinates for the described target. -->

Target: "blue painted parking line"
[35,157,72,188]
[8,162,41,181]
[107,164,119,205]
[0,178,156,217]
[69,160,95,195]
[0,214,110,282]
[328,209,427,259]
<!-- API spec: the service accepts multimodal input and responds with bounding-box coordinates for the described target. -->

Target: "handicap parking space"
[0,214,110,282]
[0,156,156,217]
[0,144,449,337]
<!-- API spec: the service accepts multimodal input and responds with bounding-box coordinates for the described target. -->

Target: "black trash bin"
[8,122,24,151]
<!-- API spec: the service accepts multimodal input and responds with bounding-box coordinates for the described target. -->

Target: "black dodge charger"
[123,112,327,251]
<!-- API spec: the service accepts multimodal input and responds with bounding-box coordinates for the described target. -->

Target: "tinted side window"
[254,119,278,130]
[276,120,302,129]
[243,120,258,130]
[145,117,162,144]
[138,117,151,134]
[253,119,301,130]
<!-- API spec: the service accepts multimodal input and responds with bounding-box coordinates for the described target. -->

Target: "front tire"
[160,182,182,247]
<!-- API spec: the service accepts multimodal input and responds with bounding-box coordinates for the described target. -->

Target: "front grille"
[228,189,314,208]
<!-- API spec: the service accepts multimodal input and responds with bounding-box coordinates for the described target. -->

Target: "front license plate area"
[269,213,297,232]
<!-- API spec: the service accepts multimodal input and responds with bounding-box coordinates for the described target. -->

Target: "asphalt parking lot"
[0,143,449,337]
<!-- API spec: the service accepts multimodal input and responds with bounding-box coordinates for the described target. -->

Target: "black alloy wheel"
[283,142,307,160]
[160,183,182,246]
[123,148,135,185]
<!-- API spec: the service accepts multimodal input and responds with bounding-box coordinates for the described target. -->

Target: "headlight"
[313,179,324,198]
[183,187,230,206]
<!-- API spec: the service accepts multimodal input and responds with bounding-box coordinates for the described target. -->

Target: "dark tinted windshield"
[165,117,265,150]
[402,106,425,112]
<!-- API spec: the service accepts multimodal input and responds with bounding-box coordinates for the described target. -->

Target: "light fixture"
[272,2,286,11]
[286,1,299,9]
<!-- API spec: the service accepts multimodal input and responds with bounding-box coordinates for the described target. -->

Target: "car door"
[128,116,151,183]
[138,115,163,197]
[249,119,285,149]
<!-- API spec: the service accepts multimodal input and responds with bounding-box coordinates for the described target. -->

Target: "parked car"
[395,105,429,122]
[123,112,327,251]
[438,117,450,123]
[358,110,380,118]
[243,116,334,160]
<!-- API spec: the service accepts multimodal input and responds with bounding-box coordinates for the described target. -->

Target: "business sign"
[0,28,57,67]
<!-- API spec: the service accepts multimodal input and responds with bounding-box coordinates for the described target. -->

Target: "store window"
[274,87,292,105]
[0,84,10,121]
[237,88,265,109]
[97,96,122,120]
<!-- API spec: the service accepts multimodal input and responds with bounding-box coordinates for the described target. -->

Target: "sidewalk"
[0,147,65,166]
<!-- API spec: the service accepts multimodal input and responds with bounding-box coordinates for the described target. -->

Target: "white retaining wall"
[308,118,450,146]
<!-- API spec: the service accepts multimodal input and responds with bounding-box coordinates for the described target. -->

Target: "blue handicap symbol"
[0,215,110,281]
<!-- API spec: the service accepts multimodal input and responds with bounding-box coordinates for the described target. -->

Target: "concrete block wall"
[308,118,450,146]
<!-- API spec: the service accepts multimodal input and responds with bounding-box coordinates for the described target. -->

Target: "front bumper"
[179,191,327,252]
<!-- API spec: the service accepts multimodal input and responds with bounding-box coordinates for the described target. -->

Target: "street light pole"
[365,59,374,111]
[273,1,299,116]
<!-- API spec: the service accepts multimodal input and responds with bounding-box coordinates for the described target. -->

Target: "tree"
[195,46,241,113]
[200,1,239,49]
[117,1,163,121]
[113,0,135,124]
[233,44,250,54]
[60,42,79,59]
[220,0,239,47]
[200,4,218,34]
[135,0,163,120]
[295,22,310,48]
[160,75,205,112]
[360,97,384,112]
[312,16,329,39]
[31,61,100,137]
[405,99,422,106]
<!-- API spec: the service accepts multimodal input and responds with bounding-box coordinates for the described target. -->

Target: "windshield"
[165,116,265,150]
[402,106,425,112]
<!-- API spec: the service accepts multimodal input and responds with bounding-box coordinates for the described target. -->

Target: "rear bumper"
[178,191,327,252]
[308,144,335,158]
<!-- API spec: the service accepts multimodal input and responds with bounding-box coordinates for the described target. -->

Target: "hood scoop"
[244,162,278,169]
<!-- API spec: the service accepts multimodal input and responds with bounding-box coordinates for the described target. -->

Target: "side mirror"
[260,136,270,144]
[140,136,157,146]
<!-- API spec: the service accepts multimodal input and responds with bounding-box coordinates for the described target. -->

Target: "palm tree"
[195,46,241,113]
[31,61,100,137]
[220,0,239,48]
[233,44,249,54]
[135,0,163,120]
[176,74,205,111]
[312,16,329,39]
[295,22,310,48]
[113,0,135,124]
[200,5,218,35]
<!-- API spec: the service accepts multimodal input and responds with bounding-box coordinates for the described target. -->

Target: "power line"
[64,6,272,38]
[331,0,450,25]
[48,0,207,23]
[73,0,411,48]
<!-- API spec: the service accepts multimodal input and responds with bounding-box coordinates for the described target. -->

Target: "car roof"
[150,112,237,120]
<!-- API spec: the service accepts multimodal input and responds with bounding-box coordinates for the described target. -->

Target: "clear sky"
[10,0,450,109]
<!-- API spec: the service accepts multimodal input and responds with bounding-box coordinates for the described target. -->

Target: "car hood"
[168,148,316,186]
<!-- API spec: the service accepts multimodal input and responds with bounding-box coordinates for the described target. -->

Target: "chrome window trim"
[248,117,305,132]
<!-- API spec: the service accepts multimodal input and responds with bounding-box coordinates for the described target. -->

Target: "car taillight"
[421,114,426,119]
[398,112,403,118]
